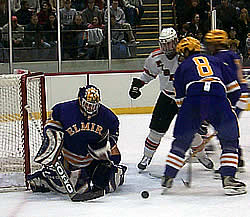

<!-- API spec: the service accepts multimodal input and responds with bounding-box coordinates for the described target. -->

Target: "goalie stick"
[25,105,104,202]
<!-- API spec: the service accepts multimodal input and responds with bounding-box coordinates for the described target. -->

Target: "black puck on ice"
[141,191,149,199]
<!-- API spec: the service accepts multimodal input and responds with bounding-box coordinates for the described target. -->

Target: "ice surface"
[1,112,250,217]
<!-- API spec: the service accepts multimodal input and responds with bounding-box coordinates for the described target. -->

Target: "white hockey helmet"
[159,27,178,55]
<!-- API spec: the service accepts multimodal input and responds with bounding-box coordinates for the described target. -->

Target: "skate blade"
[237,167,246,173]
[138,169,147,174]
[161,188,168,195]
[224,187,247,196]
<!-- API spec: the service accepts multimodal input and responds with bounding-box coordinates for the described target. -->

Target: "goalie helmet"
[78,85,101,117]
[204,29,228,45]
[176,37,201,54]
[159,27,178,55]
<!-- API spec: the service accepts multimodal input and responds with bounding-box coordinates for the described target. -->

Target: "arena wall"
[45,68,250,115]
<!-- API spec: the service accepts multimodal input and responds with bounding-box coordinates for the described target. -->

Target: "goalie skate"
[222,176,247,196]
[137,155,152,171]
[196,151,214,169]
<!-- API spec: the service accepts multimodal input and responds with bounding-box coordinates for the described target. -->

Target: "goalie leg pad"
[27,166,67,194]
[106,164,127,193]
[34,128,64,166]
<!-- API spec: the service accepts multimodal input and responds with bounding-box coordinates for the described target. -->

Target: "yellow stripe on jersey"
[175,98,184,107]
[62,148,93,167]
[45,120,63,129]
[226,81,240,93]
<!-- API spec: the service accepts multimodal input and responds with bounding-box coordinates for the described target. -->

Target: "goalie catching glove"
[129,78,145,99]
[88,129,111,161]
[34,128,64,166]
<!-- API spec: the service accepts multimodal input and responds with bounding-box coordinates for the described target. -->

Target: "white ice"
[1,112,250,217]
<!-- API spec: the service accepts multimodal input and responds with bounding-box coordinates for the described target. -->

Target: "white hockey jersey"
[140,49,179,99]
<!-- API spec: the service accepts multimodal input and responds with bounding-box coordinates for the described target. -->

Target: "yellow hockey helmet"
[176,37,201,54]
[204,29,228,44]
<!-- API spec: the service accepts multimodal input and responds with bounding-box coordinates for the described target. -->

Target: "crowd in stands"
[0,0,249,63]
[175,0,250,62]
[0,0,143,61]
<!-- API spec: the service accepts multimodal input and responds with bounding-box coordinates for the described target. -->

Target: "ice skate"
[214,168,221,180]
[161,176,173,194]
[137,155,152,171]
[192,148,214,170]
[222,176,247,195]
[237,159,246,173]
[196,149,214,169]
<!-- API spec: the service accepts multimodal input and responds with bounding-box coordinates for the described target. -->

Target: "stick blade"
[71,189,105,202]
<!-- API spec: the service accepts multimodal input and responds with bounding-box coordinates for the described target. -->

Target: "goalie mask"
[78,85,101,117]
[159,27,178,55]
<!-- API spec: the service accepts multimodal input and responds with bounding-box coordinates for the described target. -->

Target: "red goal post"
[0,72,46,190]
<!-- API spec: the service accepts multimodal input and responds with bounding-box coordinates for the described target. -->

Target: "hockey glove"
[129,78,145,99]
[88,129,111,161]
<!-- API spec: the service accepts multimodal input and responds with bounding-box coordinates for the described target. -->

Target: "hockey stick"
[25,105,104,201]
[53,158,104,202]
[182,133,217,187]
[182,148,192,188]
[184,133,217,165]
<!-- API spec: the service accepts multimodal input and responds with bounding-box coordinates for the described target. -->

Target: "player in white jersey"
[129,28,214,171]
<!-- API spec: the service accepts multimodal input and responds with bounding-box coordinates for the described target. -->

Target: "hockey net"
[0,72,46,191]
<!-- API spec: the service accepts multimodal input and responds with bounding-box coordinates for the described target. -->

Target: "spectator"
[44,12,57,46]
[182,0,206,27]
[0,0,8,27]
[2,16,24,47]
[104,0,125,25]
[189,13,202,36]
[195,29,203,42]
[121,0,144,27]
[237,8,250,59]
[10,0,21,13]
[228,26,237,40]
[95,0,105,10]
[228,38,241,56]
[62,14,87,59]
[71,0,85,11]
[216,0,238,32]
[246,33,250,60]
[38,1,52,26]
[60,0,77,27]
[104,0,137,44]
[15,0,33,25]
[88,16,104,29]
[86,17,104,59]
[26,0,40,12]
[104,14,130,58]
[178,23,190,39]
[24,13,51,48]
[202,10,223,35]
[81,0,103,26]
[49,0,64,11]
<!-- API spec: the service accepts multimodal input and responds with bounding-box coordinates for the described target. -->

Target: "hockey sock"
[144,129,164,157]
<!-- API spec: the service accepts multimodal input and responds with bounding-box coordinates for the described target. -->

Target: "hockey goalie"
[27,84,127,201]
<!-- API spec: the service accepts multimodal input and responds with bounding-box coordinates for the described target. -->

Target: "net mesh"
[0,74,43,189]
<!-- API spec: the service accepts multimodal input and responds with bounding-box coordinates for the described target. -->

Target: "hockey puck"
[141,191,149,199]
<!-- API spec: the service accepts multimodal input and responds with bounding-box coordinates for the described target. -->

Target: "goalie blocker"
[27,84,127,201]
